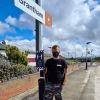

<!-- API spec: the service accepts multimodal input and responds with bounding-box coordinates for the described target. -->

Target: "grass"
[67,60,77,65]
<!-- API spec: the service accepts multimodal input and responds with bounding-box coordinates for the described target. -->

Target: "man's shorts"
[43,82,62,100]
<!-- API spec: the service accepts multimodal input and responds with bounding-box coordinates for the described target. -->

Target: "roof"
[0,43,5,50]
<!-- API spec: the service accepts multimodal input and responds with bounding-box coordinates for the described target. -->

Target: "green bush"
[67,60,77,65]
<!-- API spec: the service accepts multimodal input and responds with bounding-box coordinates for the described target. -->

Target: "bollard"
[38,78,45,100]
[38,69,45,100]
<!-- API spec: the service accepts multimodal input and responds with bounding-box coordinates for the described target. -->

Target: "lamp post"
[86,42,91,70]
[90,49,94,65]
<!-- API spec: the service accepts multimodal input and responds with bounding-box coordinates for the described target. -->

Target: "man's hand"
[62,68,67,84]
[61,84,65,91]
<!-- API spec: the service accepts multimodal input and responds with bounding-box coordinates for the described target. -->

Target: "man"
[44,45,67,100]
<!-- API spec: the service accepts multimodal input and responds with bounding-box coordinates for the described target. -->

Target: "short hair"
[52,45,60,49]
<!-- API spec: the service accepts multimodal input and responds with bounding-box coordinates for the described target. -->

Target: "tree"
[5,45,28,65]
[94,57,100,62]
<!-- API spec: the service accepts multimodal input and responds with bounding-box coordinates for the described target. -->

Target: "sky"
[0,0,100,57]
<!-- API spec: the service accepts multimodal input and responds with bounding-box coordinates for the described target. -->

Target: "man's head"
[52,45,60,58]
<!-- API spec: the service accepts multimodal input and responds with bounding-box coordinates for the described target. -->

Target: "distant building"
[0,43,7,57]
[27,51,36,67]
[27,51,37,72]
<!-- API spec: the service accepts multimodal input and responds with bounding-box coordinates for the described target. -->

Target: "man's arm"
[62,68,67,85]
[44,67,48,82]
[45,67,47,75]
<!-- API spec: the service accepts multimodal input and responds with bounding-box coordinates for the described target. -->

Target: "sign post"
[14,0,52,99]
[35,0,45,99]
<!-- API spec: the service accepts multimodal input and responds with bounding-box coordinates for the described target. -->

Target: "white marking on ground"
[95,66,100,100]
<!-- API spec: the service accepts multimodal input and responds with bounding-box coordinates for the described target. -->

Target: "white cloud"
[5,16,16,26]
[4,0,100,57]
[6,39,36,51]
[6,37,100,57]
[43,0,100,39]
[5,36,23,41]
[5,14,35,30]
[0,21,15,34]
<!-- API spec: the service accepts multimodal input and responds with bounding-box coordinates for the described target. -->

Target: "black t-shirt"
[45,58,67,84]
